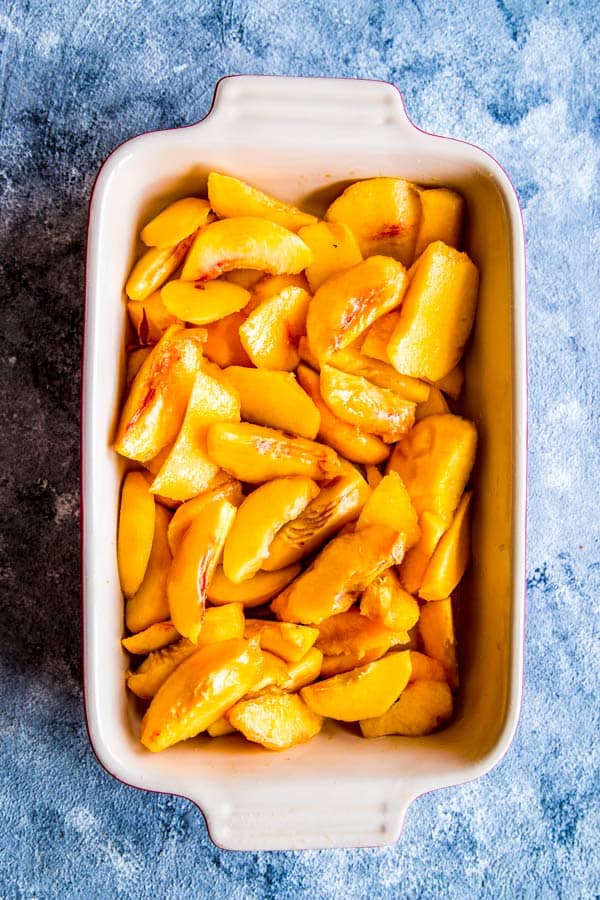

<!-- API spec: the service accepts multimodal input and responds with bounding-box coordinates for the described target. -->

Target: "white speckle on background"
[36,29,59,57]
[54,490,79,525]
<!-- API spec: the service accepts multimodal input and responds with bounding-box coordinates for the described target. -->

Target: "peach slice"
[203,309,252,368]
[141,197,211,248]
[271,524,405,625]
[297,221,363,291]
[127,347,152,386]
[415,385,450,421]
[306,256,407,362]
[125,236,194,301]
[398,510,448,594]
[206,422,342,483]
[223,476,319,582]
[325,177,422,265]
[315,608,406,659]
[121,620,179,655]
[207,564,301,608]
[150,367,240,502]
[360,310,400,362]
[166,473,243,554]
[239,285,311,371]
[360,568,420,633]
[222,367,320,439]
[357,470,420,549]
[244,650,291,698]
[161,279,250,324]
[419,492,472,601]
[181,217,313,281]
[297,335,321,371]
[128,292,180,344]
[167,498,237,642]
[114,325,205,463]
[206,717,237,737]
[360,679,453,737]
[117,471,156,597]
[282,647,323,691]
[414,187,464,258]
[244,620,319,663]
[418,598,458,689]
[387,241,479,381]
[208,172,317,231]
[263,459,370,570]
[227,692,323,751]
[329,347,430,404]
[387,413,477,523]
[301,651,412,721]
[434,364,464,400]
[223,268,265,290]
[408,651,447,683]
[320,646,397,678]
[296,364,389,466]
[320,365,415,442]
[140,637,262,751]
[365,464,383,489]
[125,505,172,634]
[251,272,310,302]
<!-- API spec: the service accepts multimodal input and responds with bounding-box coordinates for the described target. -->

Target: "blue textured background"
[1,1,599,896]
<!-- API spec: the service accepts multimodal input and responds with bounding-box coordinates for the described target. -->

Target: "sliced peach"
[140,637,262,751]
[301,651,412,721]
[297,335,320,371]
[408,651,447,683]
[141,197,211,248]
[415,385,449,420]
[125,505,172,633]
[117,471,156,597]
[167,474,243,554]
[240,285,311,371]
[126,604,245,700]
[143,444,173,477]
[282,647,323,691]
[227,692,322,751]
[125,236,193,301]
[127,347,152,386]
[264,460,370,570]
[127,291,180,344]
[223,367,320,439]
[206,422,342,483]
[360,679,453,737]
[399,510,448,594]
[121,620,179,655]
[167,498,237,642]
[315,608,406,659]
[150,367,240,502]
[434,364,464,400]
[387,241,479,381]
[419,492,472,601]
[360,310,400,362]
[360,568,420,633]
[320,646,391,678]
[306,256,407,362]
[387,414,477,522]
[296,364,389,465]
[357,470,420,549]
[181,217,313,282]
[114,325,205,463]
[365,464,383,489]
[223,268,265,289]
[418,598,458,689]
[244,620,319,663]
[223,476,319,582]
[297,221,363,291]
[207,564,301,608]
[160,279,250,324]
[208,172,317,231]
[206,716,237,737]
[320,365,415,442]
[251,272,310,302]
[244,649,291,698]
[329,347,430,404]
[414,187,464,258]
[271,524,405,625]
[202,309,252,368]
[325,177,421,265]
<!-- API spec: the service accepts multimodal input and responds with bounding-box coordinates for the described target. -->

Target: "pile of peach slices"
[116,173,479,753]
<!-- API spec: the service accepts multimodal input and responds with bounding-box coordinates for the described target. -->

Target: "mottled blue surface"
[1,1,599,897]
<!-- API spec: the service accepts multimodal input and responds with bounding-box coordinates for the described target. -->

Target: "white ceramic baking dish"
[82,75,527,851]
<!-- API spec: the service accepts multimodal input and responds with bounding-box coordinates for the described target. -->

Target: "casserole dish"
[82,75,527,850]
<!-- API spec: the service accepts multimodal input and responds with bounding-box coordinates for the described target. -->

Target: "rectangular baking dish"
[82,75,527,851]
